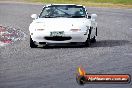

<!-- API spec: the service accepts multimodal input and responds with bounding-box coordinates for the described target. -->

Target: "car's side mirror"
[91,14,97,21]
[31,14,38,19]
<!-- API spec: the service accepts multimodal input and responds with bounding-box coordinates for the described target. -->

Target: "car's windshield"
[39,5,86,18]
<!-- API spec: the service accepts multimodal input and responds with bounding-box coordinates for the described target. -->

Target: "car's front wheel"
[30,37,37,48]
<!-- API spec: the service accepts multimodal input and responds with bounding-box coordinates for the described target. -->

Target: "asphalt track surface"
[0,2,132,88]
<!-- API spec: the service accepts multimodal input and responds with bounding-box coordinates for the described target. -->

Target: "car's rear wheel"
[30,37,37,48]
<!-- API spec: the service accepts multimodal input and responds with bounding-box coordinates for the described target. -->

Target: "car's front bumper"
[30,31,88,44]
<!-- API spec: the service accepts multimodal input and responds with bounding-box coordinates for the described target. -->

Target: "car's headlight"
[35,29,45,31]
[70,29,81,32]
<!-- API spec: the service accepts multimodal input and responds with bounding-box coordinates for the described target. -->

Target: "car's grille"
[44,36,71,41]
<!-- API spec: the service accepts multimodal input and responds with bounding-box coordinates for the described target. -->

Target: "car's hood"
[30,18,91,31]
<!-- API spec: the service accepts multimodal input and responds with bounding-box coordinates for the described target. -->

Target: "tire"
[96,27,97,36]
[30,37,37,48]
[84,34,91,47]
[91,36,96,43]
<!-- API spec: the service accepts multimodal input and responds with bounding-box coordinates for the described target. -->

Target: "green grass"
[25,0,132,8]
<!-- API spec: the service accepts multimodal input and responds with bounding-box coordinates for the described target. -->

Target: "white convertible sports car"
[29,4,97,48]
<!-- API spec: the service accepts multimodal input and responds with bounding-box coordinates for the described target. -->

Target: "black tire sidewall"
[30,37,37,48]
